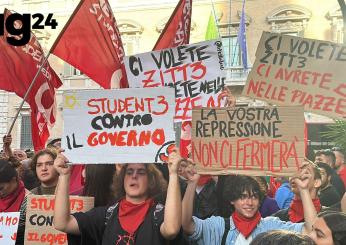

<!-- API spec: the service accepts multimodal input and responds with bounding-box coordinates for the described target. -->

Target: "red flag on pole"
[51,0,128,89]
[153,0,192,50]
[0,9,62,151]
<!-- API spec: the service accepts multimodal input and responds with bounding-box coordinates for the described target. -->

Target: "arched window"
[267,5,312,36]
[326,8,344,43]
[118,20,143,55]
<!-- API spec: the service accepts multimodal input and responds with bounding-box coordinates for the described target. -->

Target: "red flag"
[153,0,192,50]
[0,9,62,151]
[51,0,128,89]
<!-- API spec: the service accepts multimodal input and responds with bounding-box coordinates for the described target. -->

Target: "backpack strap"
[221,217,230,245]
[152,203,164,227]
[105,202,119,226]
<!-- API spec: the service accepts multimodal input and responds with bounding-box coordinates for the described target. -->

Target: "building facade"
[0,0,342,149]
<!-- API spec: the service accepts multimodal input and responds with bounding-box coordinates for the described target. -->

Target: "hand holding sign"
[185,161,200,184]
[219,87,236,108]
[54,152,71,176]
[167,147,182,176]
[293,163,314,191]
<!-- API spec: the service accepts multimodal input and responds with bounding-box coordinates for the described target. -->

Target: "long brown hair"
[113,164,167,203]
[82,164,116,207]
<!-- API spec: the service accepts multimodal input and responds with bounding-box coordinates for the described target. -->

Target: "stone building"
[0,0,342,149]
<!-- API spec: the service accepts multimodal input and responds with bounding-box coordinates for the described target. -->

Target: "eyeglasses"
[125,168,147,176]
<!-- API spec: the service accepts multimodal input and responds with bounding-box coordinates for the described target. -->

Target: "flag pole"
[7,52,51,135]
[210,0,221,38]
[7,0,84,136]
[228,0,231,67]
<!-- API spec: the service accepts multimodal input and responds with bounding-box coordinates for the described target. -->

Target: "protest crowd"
[1,0,346,245]
[1,126,346,245]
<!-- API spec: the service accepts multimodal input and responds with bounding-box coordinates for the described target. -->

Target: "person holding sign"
[181,163,318,245]
[53,149,182,245]
[0,159,30,245]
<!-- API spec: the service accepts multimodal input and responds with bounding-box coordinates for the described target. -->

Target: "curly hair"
[30,148,57,178]
[250,230,316,245]
[113,164,168,203]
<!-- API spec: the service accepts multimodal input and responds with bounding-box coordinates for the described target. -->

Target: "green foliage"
[321,120,346,150]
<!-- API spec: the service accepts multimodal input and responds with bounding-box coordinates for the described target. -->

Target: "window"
[218,10,250,69]
[267,5,311,35]
[63,63,83,76]
[20,114,33,149]
[222,36,241,67]
[118,21,143,56]
[326,8,344,43]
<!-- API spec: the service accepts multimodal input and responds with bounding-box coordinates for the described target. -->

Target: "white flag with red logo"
[0,9,62,151]
[153,0,192,50]
[51,0,128,89]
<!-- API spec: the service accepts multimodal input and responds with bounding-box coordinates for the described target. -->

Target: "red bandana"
[119,198,154,234]
[0,181,25,212]
[288,198,321,223]
[232,211,261,238]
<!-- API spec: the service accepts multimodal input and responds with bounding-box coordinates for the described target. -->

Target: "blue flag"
[237,0,248,69]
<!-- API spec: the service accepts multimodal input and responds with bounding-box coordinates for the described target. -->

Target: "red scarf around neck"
[288,198,321,223]
[119,198,154,234]
[0,181,25,212]
[232,211,261,238]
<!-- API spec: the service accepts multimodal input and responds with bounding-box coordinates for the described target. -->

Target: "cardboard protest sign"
[191,106,305,176]
[243,32,346,120]
[124,39,227,121]
[24,195,94,245]
[0,212,20,245]
[62,87,175,163]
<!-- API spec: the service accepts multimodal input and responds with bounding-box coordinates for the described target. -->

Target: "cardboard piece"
[191,106,305,176]
[24,195,94,245]
[0,212,20,245]
[62,87,176,164]
[124,39,227,121]
[243,32,346,120]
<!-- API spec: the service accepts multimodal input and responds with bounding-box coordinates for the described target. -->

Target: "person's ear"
[314,178,322,189]
[327,176,331,183]
[11,176,18,184]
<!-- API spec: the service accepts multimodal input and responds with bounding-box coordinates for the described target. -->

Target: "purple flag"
[237,0,248,69]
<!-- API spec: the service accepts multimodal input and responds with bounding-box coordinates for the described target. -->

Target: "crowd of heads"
[1,135,346,245]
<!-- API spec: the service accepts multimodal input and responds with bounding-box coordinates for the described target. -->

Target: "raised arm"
[294,167,317,234]
[3,135,13,158]
[182,162,200,235]
[160,148,182,240]
[53,153,80,235]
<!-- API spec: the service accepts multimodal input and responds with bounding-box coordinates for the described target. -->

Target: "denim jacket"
[189,215,304,245]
